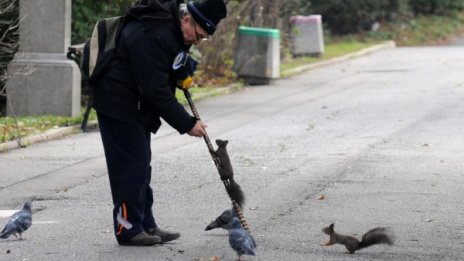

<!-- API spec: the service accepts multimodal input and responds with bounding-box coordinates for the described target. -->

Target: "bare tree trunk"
[0,0,20,116]
[263,0,284,28]
[196,0,288,82]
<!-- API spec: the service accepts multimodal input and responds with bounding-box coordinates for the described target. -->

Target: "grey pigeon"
[205,208,237,231]
[229,217,255,260]
[0,201,32,240]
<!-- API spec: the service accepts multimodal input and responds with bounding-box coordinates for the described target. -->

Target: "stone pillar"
[6,0,80,117]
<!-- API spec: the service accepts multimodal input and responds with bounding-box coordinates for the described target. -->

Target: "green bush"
[388,0,412,17]
[72,0,133,44]
[280,0,312,18]
[310,0,464,35]
[409,0,464,15]
[0,0,19,116]
[310,0,409,35]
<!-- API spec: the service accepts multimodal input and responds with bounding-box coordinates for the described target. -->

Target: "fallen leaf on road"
[318,195,326,200]
[209,256,220,261]
[306,123,315,131]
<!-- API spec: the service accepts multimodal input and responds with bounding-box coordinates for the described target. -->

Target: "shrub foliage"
[409,0,464,15]
[0,0,19,116]
[71,0,133,44]
[311,0,464,34]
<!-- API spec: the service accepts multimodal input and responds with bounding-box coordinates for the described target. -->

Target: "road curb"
[0,126,77,153]
[0,42,394,153]
[0,121,99,153]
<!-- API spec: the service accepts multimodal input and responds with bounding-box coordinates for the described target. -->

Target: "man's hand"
[187,120,207,137]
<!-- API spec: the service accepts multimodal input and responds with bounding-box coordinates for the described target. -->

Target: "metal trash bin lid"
[238,26,280,39]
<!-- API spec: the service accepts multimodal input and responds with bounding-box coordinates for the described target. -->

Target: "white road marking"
[0,210,18,218]
[0,211,57,224]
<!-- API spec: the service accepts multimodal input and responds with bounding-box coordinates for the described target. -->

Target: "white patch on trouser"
[117,206,133,230]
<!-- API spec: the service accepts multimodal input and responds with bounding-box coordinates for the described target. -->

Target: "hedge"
[310,0,464,35]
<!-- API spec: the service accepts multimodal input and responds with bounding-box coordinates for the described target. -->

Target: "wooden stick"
[183,89,251,231]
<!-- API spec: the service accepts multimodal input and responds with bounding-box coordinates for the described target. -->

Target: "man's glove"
[173,52,198,90]
[177,76,194,90]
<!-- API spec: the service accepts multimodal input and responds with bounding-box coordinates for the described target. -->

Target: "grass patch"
[0,109,97,143]
[280,41,379,77]
[332,12,464,46]
[175,86,218,104]
[391,13,464,46]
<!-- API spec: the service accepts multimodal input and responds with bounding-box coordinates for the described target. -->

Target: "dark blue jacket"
[93,0,196,134]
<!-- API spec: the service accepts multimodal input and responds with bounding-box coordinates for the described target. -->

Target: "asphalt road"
[1,46,464,260]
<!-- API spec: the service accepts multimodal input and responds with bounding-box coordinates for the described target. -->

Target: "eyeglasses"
[192,20,208,41]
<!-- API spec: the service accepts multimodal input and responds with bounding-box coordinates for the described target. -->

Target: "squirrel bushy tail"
[322,223,394,254]
[358,227,394,250]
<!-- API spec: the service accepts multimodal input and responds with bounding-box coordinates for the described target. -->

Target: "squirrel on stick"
[211,139,245,207]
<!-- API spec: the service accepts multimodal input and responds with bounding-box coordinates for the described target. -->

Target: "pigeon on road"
[0,201,32,240]
[229,217,255,260]
[205,208,237,231]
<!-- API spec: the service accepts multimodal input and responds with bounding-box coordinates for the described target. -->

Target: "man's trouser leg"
[97,112,156,243]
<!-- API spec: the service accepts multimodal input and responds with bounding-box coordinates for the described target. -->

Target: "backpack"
[82,16,127,85]
[67,16,127,131]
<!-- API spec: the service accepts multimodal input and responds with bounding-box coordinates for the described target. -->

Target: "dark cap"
[187,0,227,35]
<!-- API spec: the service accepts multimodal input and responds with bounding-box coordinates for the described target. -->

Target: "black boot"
[146,227,180,243]
[119,231,161,246]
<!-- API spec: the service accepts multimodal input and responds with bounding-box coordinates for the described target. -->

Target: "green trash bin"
[233,26,280,85]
